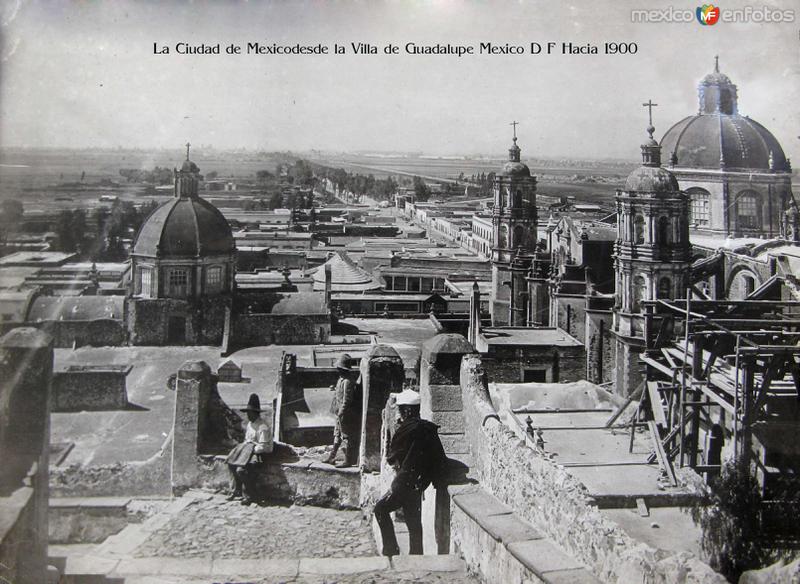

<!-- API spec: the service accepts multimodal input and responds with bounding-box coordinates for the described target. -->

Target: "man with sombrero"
[323,354,362,468]
[226,393,270,505]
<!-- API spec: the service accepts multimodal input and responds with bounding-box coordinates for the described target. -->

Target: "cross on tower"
[642,99,658,139]
[714,55,719,73]
[185,142,191,161]
[510,120,519,140]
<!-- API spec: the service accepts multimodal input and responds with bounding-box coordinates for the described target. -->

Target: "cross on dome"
[642,99,658,139]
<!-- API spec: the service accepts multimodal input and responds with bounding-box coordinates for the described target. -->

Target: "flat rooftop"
[480,327,582,347]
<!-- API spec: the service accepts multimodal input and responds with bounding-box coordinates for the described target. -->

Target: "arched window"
[658,216,670,245]
[513,225,524,249]
[688,188,711,227]
[139,267,153,297]
[736,191,761,230]
[657,277,671,299]
[206,266,223,293]
[633,275,647,312]
[634,215,645,244]
[167,269,189,298]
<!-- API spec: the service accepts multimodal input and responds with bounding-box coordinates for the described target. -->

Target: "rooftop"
[480,327,582,347]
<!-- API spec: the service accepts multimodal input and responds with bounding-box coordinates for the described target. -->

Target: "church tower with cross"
[490,122,539,326]
[611,105,691,396]
[127,143,236,345]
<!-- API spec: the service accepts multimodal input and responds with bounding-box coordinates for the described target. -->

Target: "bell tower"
[612,104,691,396]
[490,122,538,325]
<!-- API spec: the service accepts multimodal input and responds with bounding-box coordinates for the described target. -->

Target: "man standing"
[226,393,270,505]
[324,354,362,468]
[374,389,447,556]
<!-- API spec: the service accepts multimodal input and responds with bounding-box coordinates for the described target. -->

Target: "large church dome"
[660,61,788,172]
[133,196,234,257]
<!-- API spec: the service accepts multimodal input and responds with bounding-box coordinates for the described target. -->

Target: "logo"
[696,4,721,25]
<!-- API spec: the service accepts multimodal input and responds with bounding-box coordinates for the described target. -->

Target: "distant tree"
[206,170,219,180]
[256,170,274,183]
[80,171,86,182]
[412,175,430,202]
[56,209,87,253]
[1,199,24,225]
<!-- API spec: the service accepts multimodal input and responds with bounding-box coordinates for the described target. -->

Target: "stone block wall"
[53,365,132,411]
[231,313,330,348]
[34,319,127,348]
[458,353,726,584]
[0,328,54,584]
[482,344,586,384]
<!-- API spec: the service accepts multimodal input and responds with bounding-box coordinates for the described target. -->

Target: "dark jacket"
[386,417,448,491]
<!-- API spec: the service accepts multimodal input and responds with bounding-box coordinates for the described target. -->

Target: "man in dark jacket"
[374,388,447,556]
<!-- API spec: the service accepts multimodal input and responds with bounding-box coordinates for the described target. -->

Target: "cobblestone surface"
[134,495,377,559]
[273,572,482,583]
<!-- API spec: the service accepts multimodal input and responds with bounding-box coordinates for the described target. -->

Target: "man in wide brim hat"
[225,393,270,505]
[324,354,362,467]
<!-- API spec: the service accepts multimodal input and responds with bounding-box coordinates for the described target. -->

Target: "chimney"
[324,263,332,304]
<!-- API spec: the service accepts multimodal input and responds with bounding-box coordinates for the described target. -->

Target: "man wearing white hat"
[373,388,447,556]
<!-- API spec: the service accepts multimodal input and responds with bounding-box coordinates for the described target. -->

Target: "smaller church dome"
[500,160,531,178]
[624,166,680,193]
[498,135,531,177]
[181,159,200,173]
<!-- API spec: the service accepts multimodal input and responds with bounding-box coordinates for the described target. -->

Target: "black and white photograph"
[0,1,799,582]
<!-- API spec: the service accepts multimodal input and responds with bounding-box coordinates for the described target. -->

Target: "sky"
[1,0,798,162]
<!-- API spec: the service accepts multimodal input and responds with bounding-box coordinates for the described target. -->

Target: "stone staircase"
[50,491,477,584]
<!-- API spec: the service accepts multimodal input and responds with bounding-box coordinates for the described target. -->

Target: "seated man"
[374,389,447,556]
[226,393,270,505]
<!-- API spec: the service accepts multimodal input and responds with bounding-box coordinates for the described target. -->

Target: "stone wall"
[0,328,54,584]
[458,353,726,584]
[53,365,132,412]
[33,319,127,348]
[231,312,330,348]
[128,296,230,346]
[482,344,585,384]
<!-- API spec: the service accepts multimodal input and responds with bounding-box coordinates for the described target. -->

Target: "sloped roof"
[28,296,124,322]
[132,196,234,258]
[310,252,382,293]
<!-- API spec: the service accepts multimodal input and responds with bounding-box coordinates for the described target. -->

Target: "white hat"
[395,389,421,406]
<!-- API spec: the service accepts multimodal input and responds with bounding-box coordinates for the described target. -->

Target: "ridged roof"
[661,114,787,172]
[132,196,235,258]
[311,252,382,293]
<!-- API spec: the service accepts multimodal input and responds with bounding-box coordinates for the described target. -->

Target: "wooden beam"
[647,420,678,486]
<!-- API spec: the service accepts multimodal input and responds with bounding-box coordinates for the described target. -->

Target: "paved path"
[52,491,480,583]
[134,495,377,559]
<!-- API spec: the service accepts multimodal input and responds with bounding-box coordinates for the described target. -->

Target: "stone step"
[55,553,468,582]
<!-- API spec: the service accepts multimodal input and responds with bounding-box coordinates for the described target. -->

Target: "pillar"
[359,345,404,472]
[0,328,54,584]
[171,360,213,493]
[419,333,475,554]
